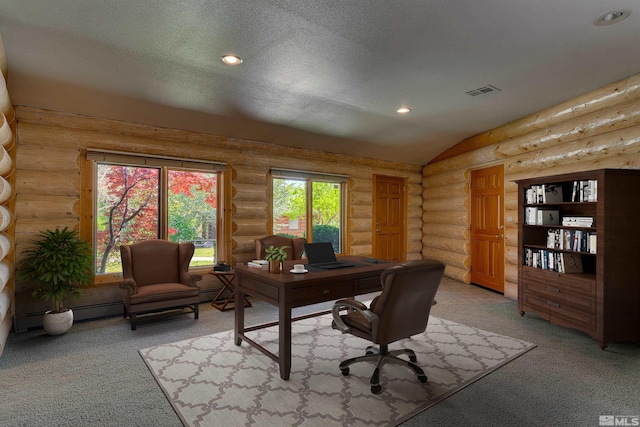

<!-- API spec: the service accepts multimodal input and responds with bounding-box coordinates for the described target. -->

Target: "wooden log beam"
[430,73,640,163]
[424,235,469,254]
[422,209,468,225]
[423,247,469,270]
[424,196,468,212]
[444,264,470,284]
[423,224,469,240]
[423,182,469,199]
[0,113,13,148]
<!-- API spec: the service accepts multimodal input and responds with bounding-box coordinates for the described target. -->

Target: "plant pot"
[43,309,74,335]
[268,260,282,273]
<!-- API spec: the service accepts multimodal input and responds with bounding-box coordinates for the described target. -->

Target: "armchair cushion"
[128,283,200,305]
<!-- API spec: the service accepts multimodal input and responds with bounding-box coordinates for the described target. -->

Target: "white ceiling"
[1,1,639,165]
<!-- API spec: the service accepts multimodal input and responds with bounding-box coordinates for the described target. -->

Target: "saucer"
[290,268,308,274]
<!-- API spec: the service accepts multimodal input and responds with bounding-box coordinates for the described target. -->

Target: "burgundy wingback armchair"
[119,239,203,330]
[254,235,306,261]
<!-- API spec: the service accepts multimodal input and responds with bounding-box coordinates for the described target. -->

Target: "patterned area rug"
[140,314,535,426]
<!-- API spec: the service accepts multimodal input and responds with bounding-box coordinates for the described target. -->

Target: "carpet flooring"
[140,313,535,426]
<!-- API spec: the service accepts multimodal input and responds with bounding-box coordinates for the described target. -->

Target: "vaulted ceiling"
[1,1,639,165]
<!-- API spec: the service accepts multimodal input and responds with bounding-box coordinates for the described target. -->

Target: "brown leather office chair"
[120,239,203,330]
[255,235,306,260]
[331,259,445,394]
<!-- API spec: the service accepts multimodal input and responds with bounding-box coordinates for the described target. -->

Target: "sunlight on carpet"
[140,314,535,426]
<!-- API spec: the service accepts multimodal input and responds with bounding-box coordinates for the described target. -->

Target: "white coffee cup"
[293,264,305,272]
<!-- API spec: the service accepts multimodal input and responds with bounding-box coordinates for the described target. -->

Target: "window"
[271,169,347,254]
[88,150,224,274]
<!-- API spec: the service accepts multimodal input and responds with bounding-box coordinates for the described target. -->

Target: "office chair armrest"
[331,299,377,334]
[119,279,137,295]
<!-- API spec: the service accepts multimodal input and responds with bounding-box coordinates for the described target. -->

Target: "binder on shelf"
[525,207,538,225]
[537,209,560,225]
[589,234,597,254]
[543,184,563,203]
[560,253,583,273]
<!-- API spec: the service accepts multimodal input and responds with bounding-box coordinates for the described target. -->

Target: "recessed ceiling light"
[221,55,243,65]
[397,108,411,114]
[594,10,631,26]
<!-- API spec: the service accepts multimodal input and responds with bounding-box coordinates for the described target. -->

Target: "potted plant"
[264,245,289,273]
[18,227,93,335]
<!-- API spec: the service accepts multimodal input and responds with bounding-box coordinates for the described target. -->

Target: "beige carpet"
[140,314,535,426]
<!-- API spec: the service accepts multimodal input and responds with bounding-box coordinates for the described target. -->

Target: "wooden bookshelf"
[516,169,640,349]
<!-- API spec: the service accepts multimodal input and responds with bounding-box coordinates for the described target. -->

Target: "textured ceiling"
[1,1,639,165]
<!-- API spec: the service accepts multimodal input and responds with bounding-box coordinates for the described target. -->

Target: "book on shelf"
[525,184,564,204]
[560,253,583,273]
[571,180,598,202]
[545,229,597,255]
[562,216,594,227]
[524,247,563,272]
[547,229,563,249]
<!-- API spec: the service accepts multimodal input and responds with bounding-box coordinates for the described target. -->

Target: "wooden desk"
[234,256,392,380]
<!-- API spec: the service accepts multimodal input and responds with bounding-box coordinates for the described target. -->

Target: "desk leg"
[235,280,244,346]
[279,303,292,380]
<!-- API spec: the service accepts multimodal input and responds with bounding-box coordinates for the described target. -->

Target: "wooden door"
[470,165,505,293]
[373,175,406,261]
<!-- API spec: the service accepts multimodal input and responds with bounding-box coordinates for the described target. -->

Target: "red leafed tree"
[96,166,159,273]
[168,170,217,208]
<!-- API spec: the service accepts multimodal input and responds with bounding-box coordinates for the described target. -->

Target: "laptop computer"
[304,242,355,269]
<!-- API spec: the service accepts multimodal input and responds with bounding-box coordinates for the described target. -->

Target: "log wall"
[423,73,640,299]
[0,33,16,354]
[12,107,422,329]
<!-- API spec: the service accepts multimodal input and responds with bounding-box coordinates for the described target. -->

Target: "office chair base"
[339,344,427,394]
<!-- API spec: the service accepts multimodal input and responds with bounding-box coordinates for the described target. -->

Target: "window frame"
[270,168,348,254]
[84,149,226,283]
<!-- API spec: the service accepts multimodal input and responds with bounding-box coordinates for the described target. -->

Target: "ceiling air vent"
[466,85,501,97]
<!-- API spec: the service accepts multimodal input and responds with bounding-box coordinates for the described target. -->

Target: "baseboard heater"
[13,288,219,332]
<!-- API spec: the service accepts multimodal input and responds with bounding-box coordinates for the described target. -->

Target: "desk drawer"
[292,280,358,305]
[358,276,381,293]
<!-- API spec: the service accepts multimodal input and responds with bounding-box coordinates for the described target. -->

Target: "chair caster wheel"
[409,356,417,363]
[418,374,428,383]
[341,368,350,376]
[371,385,382,394]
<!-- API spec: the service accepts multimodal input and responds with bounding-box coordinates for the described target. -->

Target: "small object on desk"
[291,264,306,273]
[213,261,231,272]
[248,260,269,270]
[209,269,251,311]
[290,268,308,274]
[367,258,379,263]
